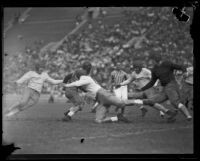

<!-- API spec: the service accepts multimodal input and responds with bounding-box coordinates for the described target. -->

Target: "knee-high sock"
[124,99,143,106]
[101,116,118,123]
[5,108,20,117]
[153,103,169,113]
[178,103,192,118]
[68,106,81,116]
[91,102,99,110]
[6,101,21,113]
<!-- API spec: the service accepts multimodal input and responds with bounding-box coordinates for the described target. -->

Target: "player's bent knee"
[143,100,155,106]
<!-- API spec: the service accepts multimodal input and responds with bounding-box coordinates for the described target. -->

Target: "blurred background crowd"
[3,7,193,95]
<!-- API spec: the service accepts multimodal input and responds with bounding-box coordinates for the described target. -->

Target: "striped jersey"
[111,70,128,86]
[16,71,62,93]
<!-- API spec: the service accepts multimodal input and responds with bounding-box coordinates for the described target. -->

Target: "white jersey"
[132,68,152,89]
[65,75,102,97]
[16,71,62,93]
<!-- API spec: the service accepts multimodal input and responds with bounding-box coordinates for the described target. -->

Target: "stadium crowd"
[4,7,193,95]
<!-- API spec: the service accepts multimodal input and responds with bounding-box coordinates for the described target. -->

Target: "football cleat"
[186,116,192,121]
[167,117,176,123]
[117,114,132,123]
[90,108,96,113]
[64,110,70,116]
[166,110,178,123]
[62,115,72,122]
[141,107,148,117]
[159,111,165,119]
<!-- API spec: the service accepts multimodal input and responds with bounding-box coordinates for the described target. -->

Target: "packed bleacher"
[4,7,193,94]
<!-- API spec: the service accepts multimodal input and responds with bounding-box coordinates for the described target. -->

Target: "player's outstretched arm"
[64,76,89,88]
[120,73,135,86]
[141,72,157,91]
[15,71,33,85]
[45,73,63,85]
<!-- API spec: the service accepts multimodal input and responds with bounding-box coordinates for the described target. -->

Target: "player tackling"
[4,64,63,117]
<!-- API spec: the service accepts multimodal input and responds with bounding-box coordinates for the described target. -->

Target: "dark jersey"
[141,61,186,91]
[63,71,87,92]
[63,72,79,91]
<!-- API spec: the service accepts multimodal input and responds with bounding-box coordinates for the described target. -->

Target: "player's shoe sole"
[186,117,192,121]
[160,114,165,119]
[62,115,72,122]
[5,110,19,117]
[117,114,132,123]
[64,110,70,116]
[90,109,96,113]
[166,110,178,123]
[141,108,148,117]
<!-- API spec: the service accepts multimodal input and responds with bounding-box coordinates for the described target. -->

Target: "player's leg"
[125,92,177,122]
[120,85,128,115]
[113,86,123,113]
[95,103,130,123]
[84,93,98,113]
[62,89,84,121]
[91,101,99,113]
[128,91,148,117]
[145,88,166,118]
[144,92,177,120]
[96,89,131,123]
[183,82,193,110]
[48,94,54,103]
[102,90,131,122]
[165,82,192,121]
[5,87,32,117]
[95,104,112,123]
[20,89,40,111]
[187,88,193,110]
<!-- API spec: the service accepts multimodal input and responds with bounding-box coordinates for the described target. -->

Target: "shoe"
[91,109,96,113]
[141,108,148,117]
[64,110,70,116]
[186,116,192,121]
[167,117,176,123]
[166,110,178,123]
[62,115,72,122]
[159,111,165,119]
[117,114,131,123]
[160,113,165,119]
[5,110,18,117]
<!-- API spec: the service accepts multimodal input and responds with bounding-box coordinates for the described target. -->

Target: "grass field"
[2,94,193,154]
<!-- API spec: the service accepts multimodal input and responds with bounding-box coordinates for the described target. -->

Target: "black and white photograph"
[2,7,194,156]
